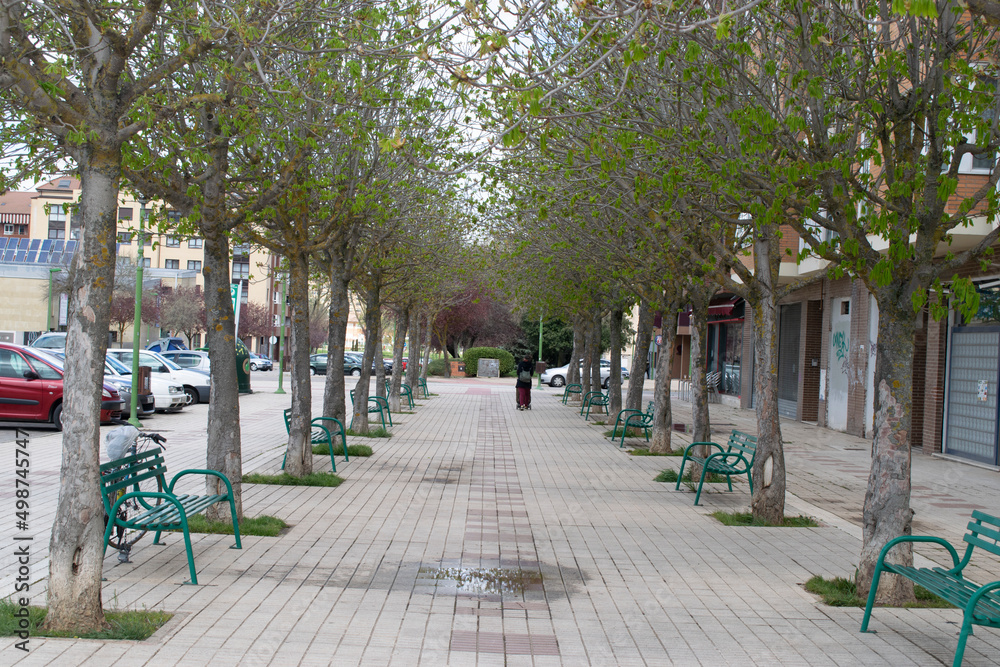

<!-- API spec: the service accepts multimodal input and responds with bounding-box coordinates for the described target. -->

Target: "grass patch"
[629,448,680,456]
[0,599,171,640]
[345,427,391,438]
[243,472,344,487]
[590,420,607,425]
[171,514,288,537]
[312,443,374,457]
[804,576,954,608]
[604,427,649,439]
[654,469,679,483]
[653,469,730,484]
[711,511,819,528]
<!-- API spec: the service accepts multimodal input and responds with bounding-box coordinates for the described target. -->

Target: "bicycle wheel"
[104,468,163,551]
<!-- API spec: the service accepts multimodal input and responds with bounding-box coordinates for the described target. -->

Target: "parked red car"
[0,342,124,430]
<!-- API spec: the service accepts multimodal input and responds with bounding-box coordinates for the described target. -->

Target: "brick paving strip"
[0,375,998,665]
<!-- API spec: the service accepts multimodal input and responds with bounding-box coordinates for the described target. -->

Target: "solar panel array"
[0,238,78,266]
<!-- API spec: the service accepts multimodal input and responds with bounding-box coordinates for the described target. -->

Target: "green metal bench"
[417,377,429,398]
[100,447,240,585]
[281,408,348,472]
[676,429,757,505]
[350,389,391,429]
[386,379,414,409]
[612,401,654,447]
[580,389,609,420]
[861,510,1000,666]
[562,383,582,404]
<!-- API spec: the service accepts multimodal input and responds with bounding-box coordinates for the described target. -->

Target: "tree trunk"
[579,320,591,397]
[856,302,916,604]
[421,312,432,381]
[389,307,409,412]
[748,232,786,525]
[45,156,120,632]
[353,278,381,432]
[649,298,679,454]
[609,308,623,415]
[284,250,313,477]
[589,311,603,413]
[374,308,386,398]
[568,323,583,386]
[202,223,243,520]
[625,300,652,411]
[323,267,350,424]
[407,311,420,391]
[690,291,712,443]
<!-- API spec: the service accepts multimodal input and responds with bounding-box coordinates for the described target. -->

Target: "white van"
[108,349,210,405]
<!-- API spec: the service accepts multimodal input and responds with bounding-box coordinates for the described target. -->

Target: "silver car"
[540,359,629,388]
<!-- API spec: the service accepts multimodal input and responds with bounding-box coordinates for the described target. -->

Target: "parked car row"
[540,359,630,389]
[0,343,124,430]
[309,352,393,377]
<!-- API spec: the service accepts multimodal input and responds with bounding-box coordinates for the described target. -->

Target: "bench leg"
[325,437,337,473]
[179,519,199,585]
[227,498,242,550]
[694,467,710,505]
[340,432,350,462]
[675,457,689,491]
[953,616,974,667]
[860,562,886,632]
[725,475,733,492]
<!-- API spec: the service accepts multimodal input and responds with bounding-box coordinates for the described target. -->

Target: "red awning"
[708,295,741,316]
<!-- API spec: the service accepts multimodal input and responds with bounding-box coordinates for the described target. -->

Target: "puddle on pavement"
[417,567,543,595]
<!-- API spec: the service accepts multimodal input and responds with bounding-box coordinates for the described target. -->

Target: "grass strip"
[169,514,288,537]
[804,576,953,608]
[654,469,730,483]
[0,600,171,640]
[243,472,344,487]
[312,443,374,457]
[711,511,819,528]
[603,427,648,439]
[629,447,682,456]
[345,427,391,438]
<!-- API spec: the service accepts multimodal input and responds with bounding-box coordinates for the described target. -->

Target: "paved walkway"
[1,375,999,665]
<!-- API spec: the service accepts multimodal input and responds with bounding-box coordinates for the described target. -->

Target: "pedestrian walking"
[516,355,534,410]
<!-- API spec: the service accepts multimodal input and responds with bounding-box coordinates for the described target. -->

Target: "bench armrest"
[107,490,187,525]
[166,469,235,499]
[682,441,725,457]
[966,580,1000,616]
[875,535,963,573]
[703,450,751,472]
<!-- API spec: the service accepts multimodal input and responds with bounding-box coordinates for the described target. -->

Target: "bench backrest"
[964,511,1000,559]
[726,430,757,461]
[645,401,654,416]
[283,408,292,433]
[99,447,167,511]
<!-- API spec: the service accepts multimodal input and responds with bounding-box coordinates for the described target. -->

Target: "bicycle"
[102,424,167,562]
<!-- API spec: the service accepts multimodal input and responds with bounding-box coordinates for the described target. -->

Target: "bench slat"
[892,566,1000,621]
[102,466,167,497]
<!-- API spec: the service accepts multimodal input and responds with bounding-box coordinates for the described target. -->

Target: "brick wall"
[911,310,927,450]
[922,314,948,454]
[802,300,823,421]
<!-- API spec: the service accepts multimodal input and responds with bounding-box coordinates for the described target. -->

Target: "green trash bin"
[236,339,252,394]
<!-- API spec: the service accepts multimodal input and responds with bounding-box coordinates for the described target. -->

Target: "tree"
[239,301,271,346]
[162,286,207,345]
[0,0,230,631]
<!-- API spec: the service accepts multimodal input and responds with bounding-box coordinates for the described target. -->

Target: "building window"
[58,179,72,189]
[273,290,281,304]
[188,238,203,249]
[187,260,202,272]
[117,231,132,244]
[167,210,182,225]
[141,258,151,268]
[118,207,133,220]
[164,259,180,270]
[232,244,250,256]
[232,260,250,280]
[143,233,152,246]
[47,204,66,239]
[165,236,180,247]
[273,314,281,327]
[3,224,13,235]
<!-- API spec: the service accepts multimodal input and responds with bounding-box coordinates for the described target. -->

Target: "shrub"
[463,347,515,377]
[427,358,448,376]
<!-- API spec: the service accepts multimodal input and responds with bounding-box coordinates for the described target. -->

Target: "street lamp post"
[128,196,147,427]
[275,273,287,394]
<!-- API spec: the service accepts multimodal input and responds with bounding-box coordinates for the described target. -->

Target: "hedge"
[463,347,516,377]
